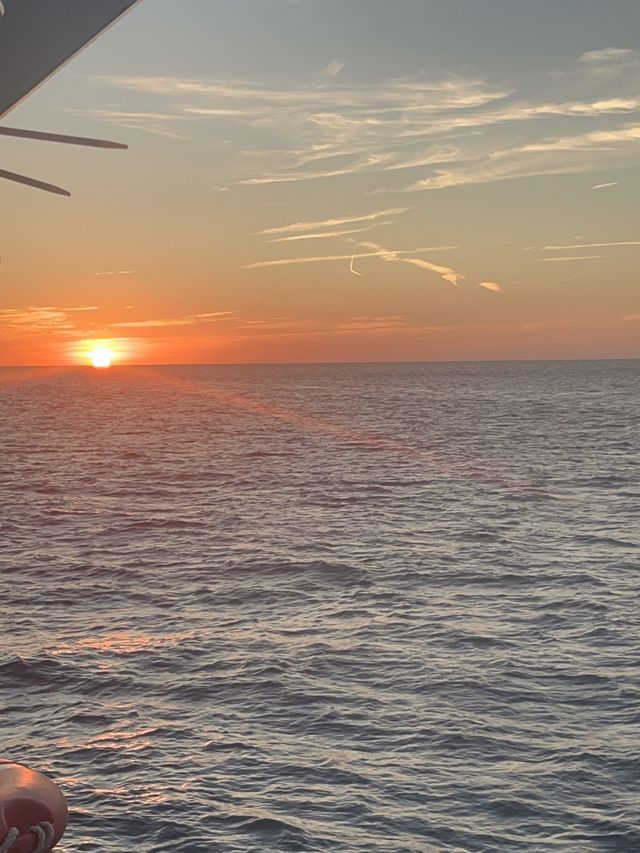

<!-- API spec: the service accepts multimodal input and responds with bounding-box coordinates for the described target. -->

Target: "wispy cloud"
[230,314,550,344]
[94,270,135,277]
[580,48,639,65]
[111,311,234,329]
[543,241,640,250]
[100,48,640,194]
[591,181,619,190]
[541,256,603,262]
[258,207,409,236]
[407,122,640,192]
[514,123,640,153]
[242,250,392,269]
[321,59,347,79]
[65,306,100,312]
[101,73,509,187]
[226,314,409,342]
[579,48,640,76]
[358,241,465,286]
[106,74,506,111]
[478,281,501,292]
[243,241,464,287]
[0,306,96,337]
[235,315,420,338]
[76,109,190,140]
[269,227,374,243]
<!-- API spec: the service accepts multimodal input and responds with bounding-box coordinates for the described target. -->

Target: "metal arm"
[0,126,127,148]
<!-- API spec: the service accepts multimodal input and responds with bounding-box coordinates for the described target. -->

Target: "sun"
[71,339,131,368]
[89,346,114,369]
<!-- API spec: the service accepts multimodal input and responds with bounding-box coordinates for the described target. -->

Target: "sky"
[1,0,639,366]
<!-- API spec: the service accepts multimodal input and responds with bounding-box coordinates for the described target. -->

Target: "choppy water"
[1,360,639,853]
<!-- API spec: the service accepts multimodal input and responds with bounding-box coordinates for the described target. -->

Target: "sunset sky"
[2,0,639,366]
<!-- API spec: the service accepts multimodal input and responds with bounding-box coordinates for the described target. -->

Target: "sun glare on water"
[89,346,114,369]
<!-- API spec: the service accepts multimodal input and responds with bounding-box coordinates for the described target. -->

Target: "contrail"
[349,244,363,277]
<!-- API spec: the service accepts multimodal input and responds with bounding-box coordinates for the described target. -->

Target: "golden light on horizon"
[64,337,157,368]
[89,345,114,369]
[70,339,127,368]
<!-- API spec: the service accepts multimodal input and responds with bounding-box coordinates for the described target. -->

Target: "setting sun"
[89,346,114,369]
[68,338,137,368]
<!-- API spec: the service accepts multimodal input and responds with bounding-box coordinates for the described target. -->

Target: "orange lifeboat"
[0,760,67,853]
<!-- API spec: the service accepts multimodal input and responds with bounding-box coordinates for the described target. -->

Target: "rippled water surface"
[1,361,639,852]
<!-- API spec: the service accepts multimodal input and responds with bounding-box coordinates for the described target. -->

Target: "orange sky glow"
[1,2,639,366]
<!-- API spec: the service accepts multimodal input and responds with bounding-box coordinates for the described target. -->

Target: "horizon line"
[1,356,638,369]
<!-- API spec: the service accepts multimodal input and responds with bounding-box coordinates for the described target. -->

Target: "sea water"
[1,360,638,852]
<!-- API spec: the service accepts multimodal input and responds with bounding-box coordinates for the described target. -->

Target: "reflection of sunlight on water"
[120,365,518,488]
[57,723,157,754]
[126,366,467,475]
[49,630,196,656]
[91,786,129,797]
[137,788,174,806]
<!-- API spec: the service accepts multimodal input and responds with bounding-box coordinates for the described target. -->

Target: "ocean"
[1,360,638,852]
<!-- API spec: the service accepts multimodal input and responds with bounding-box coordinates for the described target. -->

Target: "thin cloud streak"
[515,123,640,153]
[242,250,392,269]
[269,227,374,243]
[0,306,98,338]
[544,241,640,250]
[77,109,190,140]
[358,241,464,287]
[407,122,640,192]
[65,306,100,312]
[111,312,235,329]
[258,208,409,235]
[579,48,640,67]
[230,315,556,343]
[541,256,603,262]
[580,48,638,63]
[243,244,460,274]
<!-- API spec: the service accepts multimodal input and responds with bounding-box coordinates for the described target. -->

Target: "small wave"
[0,654,76,687]
[574,534,638,548]
[505,489,558,503]
[234,559,371,586]
[102,518,208,533]
[221,813,309,847]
